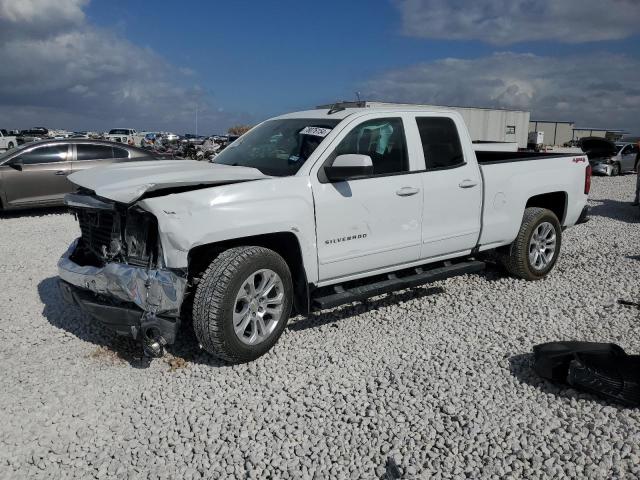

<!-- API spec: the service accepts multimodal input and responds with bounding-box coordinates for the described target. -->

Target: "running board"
[311,260,485,310]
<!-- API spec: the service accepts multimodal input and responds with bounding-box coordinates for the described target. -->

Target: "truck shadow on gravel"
[588,199,640,224]
[37,276,227,369]
[508,353,626,409]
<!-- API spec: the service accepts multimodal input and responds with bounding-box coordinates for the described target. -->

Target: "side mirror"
[8,158,23,171]
[324,154,373,182]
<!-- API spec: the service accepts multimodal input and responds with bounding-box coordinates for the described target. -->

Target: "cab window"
[416,117,465,169]
[334,118,408,175]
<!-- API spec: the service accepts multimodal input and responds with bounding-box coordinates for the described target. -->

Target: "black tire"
[611,163,620,176]
[499,207,562,281]
[192,246,293,363]
[7,142,14,149]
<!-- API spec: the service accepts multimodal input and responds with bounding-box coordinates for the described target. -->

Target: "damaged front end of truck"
[58,191,188,357]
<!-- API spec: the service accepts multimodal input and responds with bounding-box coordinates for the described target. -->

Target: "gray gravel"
[1,176,639,479]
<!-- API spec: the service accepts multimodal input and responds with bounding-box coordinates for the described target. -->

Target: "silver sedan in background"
[0,139,157,210]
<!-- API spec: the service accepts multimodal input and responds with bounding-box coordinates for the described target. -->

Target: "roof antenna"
[327,101,346,115]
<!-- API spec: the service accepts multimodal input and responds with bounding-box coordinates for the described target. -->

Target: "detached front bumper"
[591,163,611,176]
[57,239,187,343]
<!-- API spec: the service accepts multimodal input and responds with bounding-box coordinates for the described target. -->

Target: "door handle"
[396,186,420,196]
[458,179,478,189]
[55,170,67,176]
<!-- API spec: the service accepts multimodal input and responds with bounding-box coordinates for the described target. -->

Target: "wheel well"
[526,191,567,224]
[187,232,310,315]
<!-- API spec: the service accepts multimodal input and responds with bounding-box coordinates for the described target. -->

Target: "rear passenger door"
[412,115,483,259]
[71,144,128,173]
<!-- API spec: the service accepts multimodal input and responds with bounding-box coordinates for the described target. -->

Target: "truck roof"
[274,106,462,121]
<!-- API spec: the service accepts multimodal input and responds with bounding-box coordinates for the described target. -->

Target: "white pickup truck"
[0,130,17,151]
[58,107,591,361]
[105,128,145,146]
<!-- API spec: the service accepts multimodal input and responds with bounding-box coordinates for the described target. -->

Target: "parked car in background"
[614,143,639,174]
[105,128,145,147]
[141,132,162,148]
[181,134,206,146]
[579,137,630,176]
[69,131,90,139]
[0,139,158,210]
[17,127,49,145]
[0,129,17,151]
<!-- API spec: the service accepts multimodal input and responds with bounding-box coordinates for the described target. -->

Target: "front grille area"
[76,209,118,260]
[70,204,158,268]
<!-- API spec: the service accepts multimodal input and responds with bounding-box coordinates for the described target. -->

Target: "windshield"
[214,118,341,176]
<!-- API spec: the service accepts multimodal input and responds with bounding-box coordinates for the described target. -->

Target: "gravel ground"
[0,176,639,479]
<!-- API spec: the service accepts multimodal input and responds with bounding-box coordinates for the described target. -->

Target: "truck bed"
[475,151,577,164]
[476,151,588,250]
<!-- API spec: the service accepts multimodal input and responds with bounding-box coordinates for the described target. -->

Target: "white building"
[316,101,531,148]
[529,120,628,146]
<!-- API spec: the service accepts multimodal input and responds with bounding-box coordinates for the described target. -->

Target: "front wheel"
[192,246,293,363]
[7,142,14,149]
[499,207,562,280]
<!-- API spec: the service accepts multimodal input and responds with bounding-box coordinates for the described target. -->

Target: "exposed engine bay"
[58,190,187,356]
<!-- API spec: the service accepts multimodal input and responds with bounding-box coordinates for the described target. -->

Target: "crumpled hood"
[68,160,268,203]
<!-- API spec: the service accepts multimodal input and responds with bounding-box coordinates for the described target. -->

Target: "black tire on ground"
[611,163,620,176]
[499,207,562,281]
[7,142,14,149]
[192,246,293,363]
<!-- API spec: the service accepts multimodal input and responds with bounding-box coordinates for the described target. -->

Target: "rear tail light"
[584,165,592,194]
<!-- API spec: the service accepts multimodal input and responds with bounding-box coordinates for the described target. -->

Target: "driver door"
[311,114,424,283]
[1,143,72,207]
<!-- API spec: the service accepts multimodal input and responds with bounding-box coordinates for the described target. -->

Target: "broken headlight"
[124,209,159,268]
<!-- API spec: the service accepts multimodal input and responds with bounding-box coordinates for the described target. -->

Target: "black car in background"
[17,127,50,145]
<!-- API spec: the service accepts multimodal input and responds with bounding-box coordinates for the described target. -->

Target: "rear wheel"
[7,142,14,149]
[499,207,562,280]
[192,246,293,363]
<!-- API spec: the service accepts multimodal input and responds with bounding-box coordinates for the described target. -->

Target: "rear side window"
[113,147,129,158]
[335,118,408,175]
[76,144,114,161]
[18,145,68,164]
[416,117,464,169]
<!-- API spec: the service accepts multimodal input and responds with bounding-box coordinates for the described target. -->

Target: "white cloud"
[0,0,252,132]
[363,52,640,132]
[395,0,640,44]
[0,0,86,41]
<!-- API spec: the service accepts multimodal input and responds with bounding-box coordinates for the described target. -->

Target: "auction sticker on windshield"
[299,126,332,137]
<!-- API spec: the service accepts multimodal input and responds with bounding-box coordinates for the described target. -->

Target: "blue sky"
[1,0,639,134]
